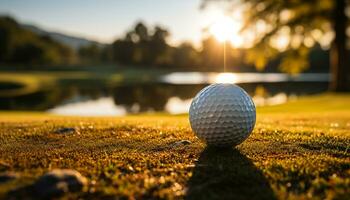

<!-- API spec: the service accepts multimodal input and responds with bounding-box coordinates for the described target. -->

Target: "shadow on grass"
[185,147,276,200]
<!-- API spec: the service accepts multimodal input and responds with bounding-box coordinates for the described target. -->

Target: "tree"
[149,26,172,66]
[111,22,174,67]
[201,36,225,70]
[0,16,76,66]
[0,16,18,62]
[78,43,102,64]
[203,0,350,91]
[111,39,135,64]
[135,22,150,42]
[173,43,201,69]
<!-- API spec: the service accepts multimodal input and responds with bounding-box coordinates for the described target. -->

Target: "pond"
[0,72,330,115]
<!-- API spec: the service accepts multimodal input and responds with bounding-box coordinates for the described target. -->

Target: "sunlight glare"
[213,73,239,84]
[209,15,243,47]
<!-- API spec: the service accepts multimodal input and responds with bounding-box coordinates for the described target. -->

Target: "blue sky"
[0,0,208,45]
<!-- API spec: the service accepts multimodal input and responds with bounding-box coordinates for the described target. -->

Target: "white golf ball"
[189,83,256,146]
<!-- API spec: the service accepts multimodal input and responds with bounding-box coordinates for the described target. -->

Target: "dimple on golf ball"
[189,83,256,146]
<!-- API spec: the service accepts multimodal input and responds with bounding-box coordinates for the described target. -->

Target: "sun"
[208,15,243,47]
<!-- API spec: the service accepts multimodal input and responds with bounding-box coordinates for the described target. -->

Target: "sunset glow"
[208,15,243,47]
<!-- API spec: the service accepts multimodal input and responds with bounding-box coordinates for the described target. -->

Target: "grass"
[0,94,349,199]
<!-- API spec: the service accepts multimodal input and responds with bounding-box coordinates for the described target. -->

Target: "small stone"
[54,128,75,134]
[33,169,87,198]
[0,172,18,183]
[0,160,10,171]
[172,140,192,147]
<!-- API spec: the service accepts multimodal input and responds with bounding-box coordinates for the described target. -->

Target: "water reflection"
[48,97,126,116]
[253,93,289,106]
[161,72,330,84]
[213,73,239,83]
[165,97,192,114]
[0,72,330,115]
[47,92,292,116]
[48,96,193,116]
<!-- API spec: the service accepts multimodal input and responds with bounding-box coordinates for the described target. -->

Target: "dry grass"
[0,94,349,199]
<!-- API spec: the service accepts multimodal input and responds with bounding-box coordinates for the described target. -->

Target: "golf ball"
[189,83,256,146]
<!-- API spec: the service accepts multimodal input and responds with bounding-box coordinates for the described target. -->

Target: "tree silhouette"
[201,36,224,69]
[111,22,174,67]
[149,26,171,66]
[0,16,75,66]
[78,43,102,64]
[135,22,150,42]
[203,0,350,91]
[173,43,201,69]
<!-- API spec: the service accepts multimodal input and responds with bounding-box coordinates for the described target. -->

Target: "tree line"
[0,16,75,66]
[0,16,329,73]
[77,22,238,71]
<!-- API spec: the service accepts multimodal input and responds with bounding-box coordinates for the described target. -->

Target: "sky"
[0,0,211,46]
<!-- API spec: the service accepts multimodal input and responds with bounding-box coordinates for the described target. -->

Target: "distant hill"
[0,16,77,66]
[22,24,104,49]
